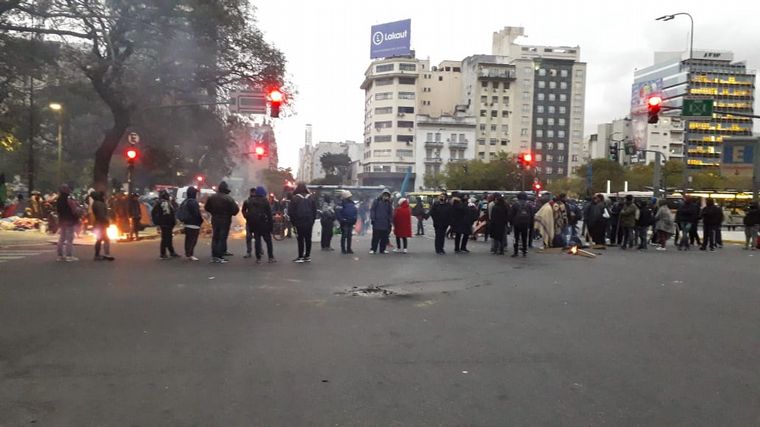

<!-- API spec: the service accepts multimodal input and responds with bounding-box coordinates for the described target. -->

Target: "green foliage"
[260,168,295,197]
[574,159,626,193]
[546,177,585,197]
[423,172,445,190]
[438,154,523,191]
[319,152,352,183]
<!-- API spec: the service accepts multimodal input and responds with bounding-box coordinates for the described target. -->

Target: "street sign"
[229,90,267,114]
[127,132,140,145]
[682,99,714,119]
[624,142,637,155]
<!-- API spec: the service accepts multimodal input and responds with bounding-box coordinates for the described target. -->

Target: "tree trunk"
[92,108,130,192]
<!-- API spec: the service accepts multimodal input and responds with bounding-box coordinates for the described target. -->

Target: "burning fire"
[106,224,120,241]
[570,245,578,255]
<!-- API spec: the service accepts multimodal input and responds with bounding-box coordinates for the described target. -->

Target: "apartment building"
[414,113,476,190]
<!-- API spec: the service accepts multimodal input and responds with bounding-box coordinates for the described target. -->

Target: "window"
[397,165,413,173]
[492,81,500,90]
[489,152,497,160]
[398,92,415,100]
[375,92,393,100]
[374,135,392,142]
[558,118,566,126]
[435,133,441,142]
[575,69,584,78]
[557,154,565,162]
[523,66,532,75]
[522,79,531,87]
[521,128,528,136]
[490,124,497,132]
[536,130,543,137]
[558,130,566,138]
[550,69,558,77]
[491,110,498,118]
[557,167,564,175]
[538,68,547,76]
[521,116,529,125]
[375,107,393,114]
[546,166,553,174]
[536,154,542,161]
[501,140,507,146]
[481,81,488,88]
[558,143,565,150]
[480,110,487,117]
[481,95,487,104]
[479,124,486,131]
[538,93,545,101]
[397,135,414,143]
[559,106,566,114]
[547,118,555,126]
[559,94,567,102]
[501,125,509,134]
[535,142,543,149]
[373,149,391,157]
[560,81,568,90]
[399,63,416,71]
[547,130,555,138]
[376,64,394,72]
[398,106,414,114]
[537,105,545,113]
[538,80,546,89]
[521,104,529,113]
[397,120,414,128]
[398,77,416,85]
[397,149,413,157]
[479,152,485,160]
[450,133,457,142]
[375,121,392,128]
[478,139,486,145]
[503,83,510,92]
[502,110,509,118]
[522,91,530,100]
[503,96,509,105]
[546,154,554,162]
[489,139,498,146]
[492,96,499,104]
[536,117,544,125]
[560,69,568,77]
[549,81,557,89]
[548,93,556,101]
[376,78,393,86]
[459,134,466,142]
[426,132,433,141]
[548,106,556,114]
[571,154,578,162]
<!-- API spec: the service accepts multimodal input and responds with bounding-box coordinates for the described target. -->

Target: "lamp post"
[49,102,63,184]
[656,12,694,193]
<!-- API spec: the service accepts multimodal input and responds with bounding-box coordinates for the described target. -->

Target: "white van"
[175,186,216,206]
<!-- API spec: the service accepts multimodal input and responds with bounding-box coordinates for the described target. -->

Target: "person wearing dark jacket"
[430,192,452,254]
[204,181,239,263]
[56,184,80,261]
[336,190,357,254]
[370,190,393,254]
[153,190,179,259]
[319,196,336,251]
[676,197,700,250]
[412,198,426,236]
[635,199,655,250]
[619,195,638,250]
[128,193,141,241]
[451,197,475,253]
[509,192,533,257]
[91,191,114,261]
[182,186,203,261]
[743,202,760,250]
[242,186,275,262]
[700,198,723,251]
[489,194,508,255]
[289,182,317,262]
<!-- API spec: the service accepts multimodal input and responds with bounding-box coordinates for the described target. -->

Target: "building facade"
[414,113,477,190]
[591,116,684,166]
[309,140,364,182]
[633,50,755,170]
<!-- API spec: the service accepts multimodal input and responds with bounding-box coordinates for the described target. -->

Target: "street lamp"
[656,12,694,193]
[49,102,63,184]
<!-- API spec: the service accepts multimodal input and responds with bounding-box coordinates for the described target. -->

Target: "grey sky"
[254,0,760,174]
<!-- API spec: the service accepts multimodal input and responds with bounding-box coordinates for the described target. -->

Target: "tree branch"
[0,24,94,39]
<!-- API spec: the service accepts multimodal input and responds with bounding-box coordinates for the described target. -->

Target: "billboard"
[721,138,759,178]
[370,19,411,59]
[630,78,663,114]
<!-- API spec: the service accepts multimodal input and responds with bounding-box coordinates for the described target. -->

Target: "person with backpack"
[743,202,760,250]
[369,190,393,254]
[392,197,412,253]
[509,191,533,257]
[700,198,723,251]
[91,191,114,261]
[319,196,336,251]
[56,184,82,262]
[635,199,655,250]
[241,186,275,263]
[152,190,179,260]
[204,181,239,263]
[290,183,317,263]
[412,198,426,236]
[176,186,202,261]
[336,190,357,254]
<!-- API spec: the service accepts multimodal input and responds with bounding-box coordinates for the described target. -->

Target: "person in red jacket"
[393,198,412,253]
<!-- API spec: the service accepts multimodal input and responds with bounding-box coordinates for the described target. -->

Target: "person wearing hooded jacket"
[676,197,700,250]
[153,190,179,259]
[451,197,476,253]
[430,192,452,254]
[204,181,239,263]
[392,197,412,253]
[509,191,533,257]
[700,198,723,251]
[91,191,114,261]
[336,190,357,254]
[56,184,81,261]
[370,190,393,254]
[242,186,275,262]
[289,182,317,262]
[743,202,760,250]
[489,194,509,255]
[182,186,203,261]
[319,196,336,251]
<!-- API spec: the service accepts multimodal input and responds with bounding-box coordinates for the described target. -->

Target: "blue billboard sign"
[723,142,754,164]
[370,19,411,59]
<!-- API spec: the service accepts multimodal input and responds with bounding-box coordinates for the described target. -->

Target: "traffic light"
[268,88,283,118]
[609,143,619,162]
[253,142,267,160]
[533,182,542,193]
[126,148,138,165]
[518,152,533,168]
[647,95,662,124]
[195,175,204,187]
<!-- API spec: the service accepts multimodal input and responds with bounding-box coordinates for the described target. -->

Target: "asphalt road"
[1,231,759,426]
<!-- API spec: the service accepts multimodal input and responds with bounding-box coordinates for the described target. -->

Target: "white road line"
[0,256,27,260]
[0,251,48,255]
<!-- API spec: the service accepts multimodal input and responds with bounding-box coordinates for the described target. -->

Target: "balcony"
[424,157,443,164]
[448,141,468,149]
[425,140,444,148]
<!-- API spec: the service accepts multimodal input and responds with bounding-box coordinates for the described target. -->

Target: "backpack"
[294,195,313,222]
[176,199,191,223]
[513,202,531,227]
[151,202,162,225]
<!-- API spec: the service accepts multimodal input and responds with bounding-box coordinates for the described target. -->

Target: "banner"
[370,19,411,59]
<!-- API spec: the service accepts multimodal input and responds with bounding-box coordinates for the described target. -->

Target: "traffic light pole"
[127,163,134,195]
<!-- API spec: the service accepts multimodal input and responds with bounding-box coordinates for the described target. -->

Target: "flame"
[106,224,120,241]
[570,245,578,254]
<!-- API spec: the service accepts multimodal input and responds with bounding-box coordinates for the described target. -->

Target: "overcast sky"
[253,0,760,174]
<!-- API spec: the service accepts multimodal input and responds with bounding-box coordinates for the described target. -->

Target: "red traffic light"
[647,96,662,107]
[254,145,265,156]
[533,182,542,191]
[195,175,204,182]
[268,89,284,103]
[523,153,532,163]
[126,148,138,160]
[647,95,662,124]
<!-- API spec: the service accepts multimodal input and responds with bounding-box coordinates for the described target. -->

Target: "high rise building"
[633,50,755,170]
[591,116,685,166]
[298,124,314,182]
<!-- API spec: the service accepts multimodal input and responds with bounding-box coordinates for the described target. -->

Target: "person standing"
[128,193,142,241]
[153,190,179,260]
[618,195,638,250]
[585,194,607,248]
[319,197,336,251]
[534,198,555,249]
[553,194,570,247]
[180,186,202,261]
[392,197,412,253]
[743,202,760,250]
[204,181,239,263]
[29,191,43,219]
[654,198,675,251]
[56,184,81,262]
[635,199,654,250]
[451,197,475,253]
[289,183,317,263]
[91,191,114,261]
[430,192,452,255]
[357,200,369,236]
[412,198,426,236]
[676,197,699,250]
[509,191,533,257]
[242,186,275,263]
[241,187,258,258]
[369,190,393,254]
[700,198,723,251]
[336,190,357,254]
[489,194,508,255]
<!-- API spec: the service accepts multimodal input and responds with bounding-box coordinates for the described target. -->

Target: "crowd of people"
[45,180,760,263]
